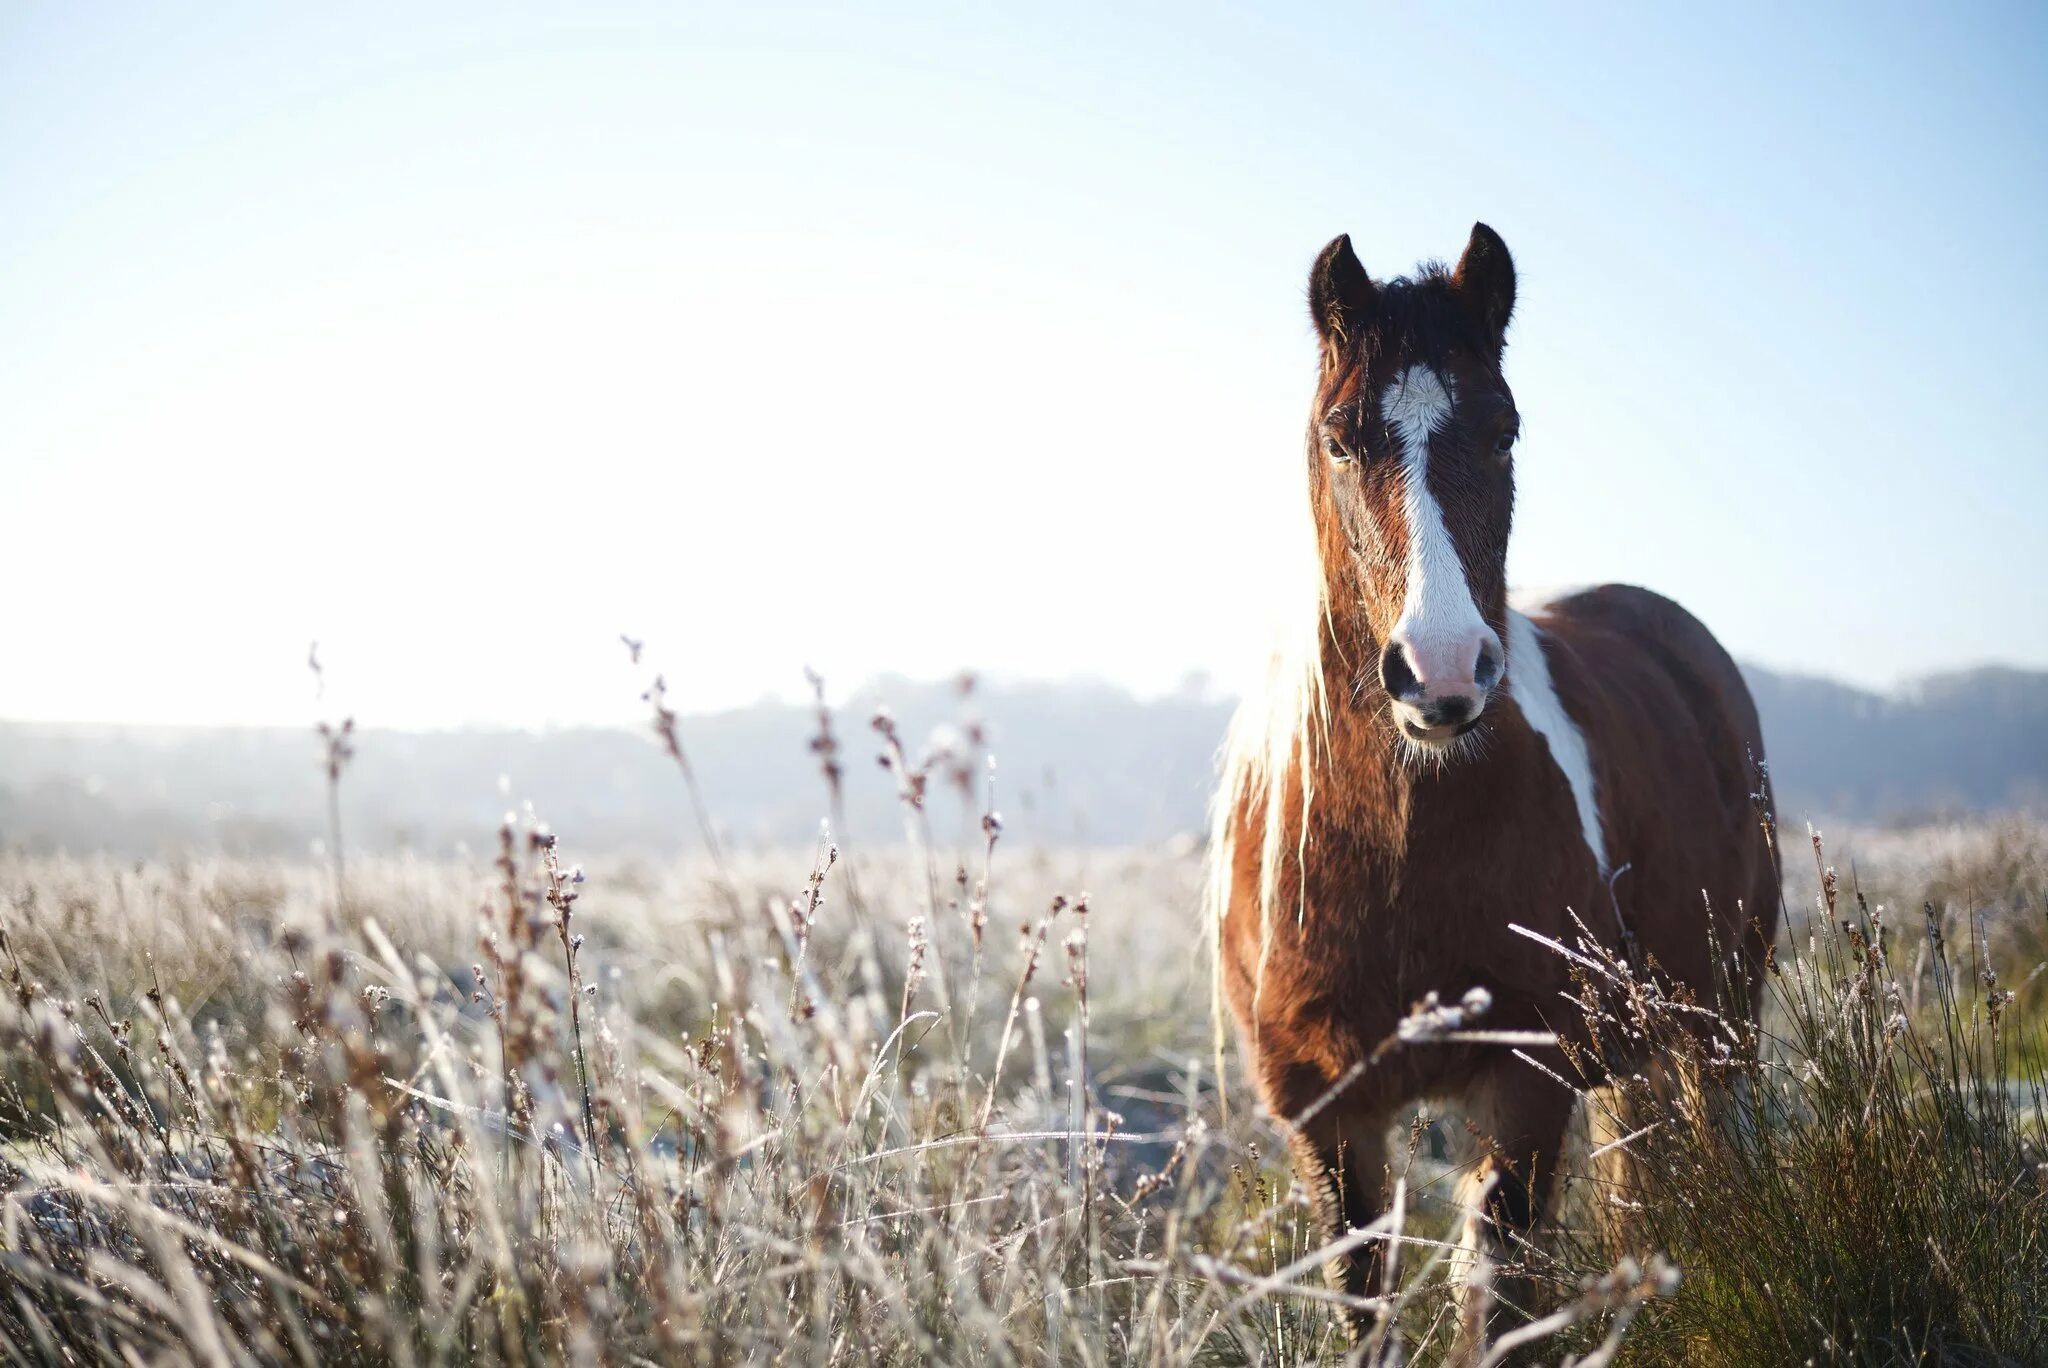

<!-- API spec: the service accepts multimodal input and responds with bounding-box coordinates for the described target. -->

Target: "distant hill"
[1745,666,2048,824]
[2,665,2043,858]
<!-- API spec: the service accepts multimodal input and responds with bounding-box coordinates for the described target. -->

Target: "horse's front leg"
[1448,1060,1578,1361]
[1269,1065,1393,1335]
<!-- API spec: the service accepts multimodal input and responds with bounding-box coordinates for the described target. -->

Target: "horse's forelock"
[1329,267,1493,382]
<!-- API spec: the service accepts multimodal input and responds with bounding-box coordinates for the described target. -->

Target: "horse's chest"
[1300,834,1599,1026]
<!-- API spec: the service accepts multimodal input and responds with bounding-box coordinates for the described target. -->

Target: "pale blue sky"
[4,2,2045,726]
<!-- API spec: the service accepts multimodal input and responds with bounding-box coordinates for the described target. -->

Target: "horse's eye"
[1322,431,1355,466]
[1494,427,1518,458]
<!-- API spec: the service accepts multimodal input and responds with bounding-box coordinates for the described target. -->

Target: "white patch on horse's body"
[1383,366,1490,677]
[1505,607,1609,874]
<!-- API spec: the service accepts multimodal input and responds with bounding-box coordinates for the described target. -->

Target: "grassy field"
[0,729,2043,1363]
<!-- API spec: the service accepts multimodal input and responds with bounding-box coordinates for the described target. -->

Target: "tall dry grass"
[1537,823,2048,1366]
[0,685,2042,1364]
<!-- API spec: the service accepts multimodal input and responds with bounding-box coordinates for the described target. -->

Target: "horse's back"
[1519,583,1779,985]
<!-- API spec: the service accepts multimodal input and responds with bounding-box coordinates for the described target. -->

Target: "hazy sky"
[6,2,2046,728]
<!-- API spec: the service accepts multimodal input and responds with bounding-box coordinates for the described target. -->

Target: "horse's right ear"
[1309,234,1374,350]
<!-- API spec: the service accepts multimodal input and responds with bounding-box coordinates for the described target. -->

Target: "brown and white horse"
[1207,224,1778,1325]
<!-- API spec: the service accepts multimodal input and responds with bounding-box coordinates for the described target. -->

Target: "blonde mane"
[1203,467,1334,1104]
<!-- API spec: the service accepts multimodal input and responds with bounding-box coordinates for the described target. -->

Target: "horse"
[1205,223,1779,1335]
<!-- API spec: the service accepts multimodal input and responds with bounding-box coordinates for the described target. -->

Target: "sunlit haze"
[7,3,2046,728]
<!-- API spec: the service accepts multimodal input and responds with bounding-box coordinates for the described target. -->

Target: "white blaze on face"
[1382,366,1490,684]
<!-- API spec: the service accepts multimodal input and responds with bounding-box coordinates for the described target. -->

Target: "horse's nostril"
[1379,641,1421,701]
[1474,640,1503,692]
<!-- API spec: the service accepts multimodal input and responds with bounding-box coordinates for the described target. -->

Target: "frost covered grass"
[1535,821,2048,1366]
[0,691,2042,1364]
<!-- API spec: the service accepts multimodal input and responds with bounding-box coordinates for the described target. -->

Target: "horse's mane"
[1203,497,1330,942]
[1202,428,1332,1098]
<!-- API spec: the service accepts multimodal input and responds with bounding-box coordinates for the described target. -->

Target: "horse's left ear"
[1450,222,1516,353]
